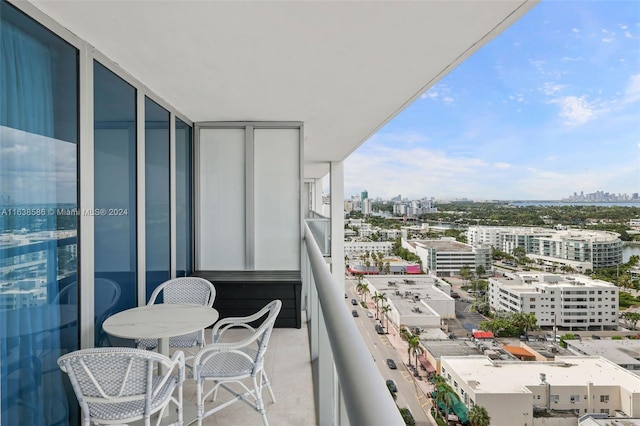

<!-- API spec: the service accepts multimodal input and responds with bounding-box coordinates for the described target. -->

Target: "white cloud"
[561,56,583,62]
[0,144,30,155]
[493,162,511,169]
[622,73,640,105]
[601,28,615,43]
[540,82,565,96]
[442,97,455,105]
[551,96,596,126]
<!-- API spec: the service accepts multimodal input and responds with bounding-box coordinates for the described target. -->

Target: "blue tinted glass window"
[1,1,78,424]
[94,61,136,343]
[176,119,192,277]
[145,98,170,299]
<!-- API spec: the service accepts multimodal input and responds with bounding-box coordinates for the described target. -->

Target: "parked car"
[367,312,374,318]
[375,324,384,334]
[386,379,397,392]
[386,358,397,369]
[352,309,359,317]
[351,298,358,305]
[450,291,460,299]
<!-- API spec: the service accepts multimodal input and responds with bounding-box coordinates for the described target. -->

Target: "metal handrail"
[304,222,404,426]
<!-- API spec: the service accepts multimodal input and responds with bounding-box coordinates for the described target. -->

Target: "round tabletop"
[103,304,219,340]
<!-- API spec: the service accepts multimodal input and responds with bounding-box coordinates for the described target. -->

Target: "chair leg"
[261,370,276,404]
[196,380,204,426]
[253,374,269,426]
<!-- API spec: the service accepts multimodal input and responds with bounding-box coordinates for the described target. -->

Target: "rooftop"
[565,339,640,368]
[410,239,473,252]
[442,356,640,394]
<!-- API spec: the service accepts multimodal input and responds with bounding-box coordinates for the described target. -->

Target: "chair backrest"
[57,348,172,416]
[54,279,121,318]
[94,278,121,319]
[148,277,216,307]
[251,300,282,367]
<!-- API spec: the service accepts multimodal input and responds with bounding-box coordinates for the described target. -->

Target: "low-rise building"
[440,355,640,426]
[344,241,393,258]
[565,339,640,372]
[364,275,455,333]
[489,272,619,331]
[403,237,491,277]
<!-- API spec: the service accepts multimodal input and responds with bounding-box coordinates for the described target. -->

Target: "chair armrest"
[152,350,185,399]
[210,321,256,343]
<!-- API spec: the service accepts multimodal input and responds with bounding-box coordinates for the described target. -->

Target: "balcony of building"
[1,1,539,425]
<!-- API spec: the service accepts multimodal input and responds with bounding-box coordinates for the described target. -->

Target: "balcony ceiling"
[24,0,537,179]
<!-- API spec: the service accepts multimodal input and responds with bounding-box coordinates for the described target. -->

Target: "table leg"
[158,337,170,374]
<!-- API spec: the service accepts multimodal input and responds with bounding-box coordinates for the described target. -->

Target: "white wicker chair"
[137,277,216,353]
[58,347,185,426]
[194,299,282,426]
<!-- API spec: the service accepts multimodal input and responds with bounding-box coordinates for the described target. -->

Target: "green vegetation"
[620,292,640,310]
[479,312,538,337]
[621,311,640,329]
[468,405,491,426]
[416,202,640,233]
[392,238,422,264]
[558,333,577,348]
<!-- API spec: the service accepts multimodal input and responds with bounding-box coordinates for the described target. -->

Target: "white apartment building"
[404,238,492,277]
[631,219,640,230]
[467,226,623,271]
[344,241,393,258]
[489,272,619,331]
[440,355,640,426]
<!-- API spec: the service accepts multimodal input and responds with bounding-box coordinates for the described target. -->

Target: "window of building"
[570,395,579,403]
[1,2,79,423]
[550,395,559,403]
[600,409,610,414]
[600,395,609,403]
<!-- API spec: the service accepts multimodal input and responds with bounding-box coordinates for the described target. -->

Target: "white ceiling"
[24,0,538,179]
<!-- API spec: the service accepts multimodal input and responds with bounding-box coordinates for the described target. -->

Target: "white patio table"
[103,303,219,363]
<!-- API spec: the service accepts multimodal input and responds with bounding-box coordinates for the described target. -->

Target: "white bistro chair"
[194,299,282,426]
[137,277,216,357]
[57,347,185,426]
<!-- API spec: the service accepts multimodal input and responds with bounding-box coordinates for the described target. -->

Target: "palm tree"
[468,405,491,426]
[459,266,472,285]
[381,304,392,332]
[435,382,460,424]
[407,335,421,374]
[372,292,382,319]
[360,283,370,303]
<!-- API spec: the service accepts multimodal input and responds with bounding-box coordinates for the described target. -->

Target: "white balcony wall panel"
[198,128,246,270]
[254,128,300,270]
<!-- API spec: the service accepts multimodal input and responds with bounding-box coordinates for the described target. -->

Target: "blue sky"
[344,0,640,201]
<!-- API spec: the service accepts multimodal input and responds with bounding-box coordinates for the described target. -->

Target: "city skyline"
[343,1,640,201]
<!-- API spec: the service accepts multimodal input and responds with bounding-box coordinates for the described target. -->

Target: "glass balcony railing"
[303,221,404,426]
[306,211,331,257]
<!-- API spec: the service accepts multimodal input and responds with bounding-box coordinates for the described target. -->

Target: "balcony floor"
[177,324,316,426]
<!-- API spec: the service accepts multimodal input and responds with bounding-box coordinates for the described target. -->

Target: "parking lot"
[443,300,488,338]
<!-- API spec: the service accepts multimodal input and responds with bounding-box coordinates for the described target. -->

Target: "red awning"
[418,354,436,372]
[472,331,494,339]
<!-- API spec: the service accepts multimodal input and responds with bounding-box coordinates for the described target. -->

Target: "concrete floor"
[135,325,317,426]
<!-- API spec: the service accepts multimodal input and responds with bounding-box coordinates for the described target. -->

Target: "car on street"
[351,298,358,305]
[367,311,374,318]
[375,324,384,334]
[352,309,359,317]
[386,379,397,392]
[386,358,397,369]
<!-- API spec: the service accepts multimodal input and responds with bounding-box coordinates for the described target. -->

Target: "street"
[345,277,435,426]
